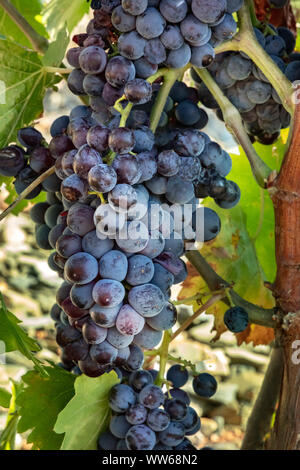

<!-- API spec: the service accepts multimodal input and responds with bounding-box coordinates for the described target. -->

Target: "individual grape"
[145,175,168,195]
[124,79,152,104]
[111,5,136,32]
[126,424,156,450]
[167,364,189,388]
[108,183,138,212]
[192,207,221,242]
[61,174,88,202]
[99,250,128,281]
[83,74,105,96]
[60,150,75,177]
[180,14,210,46]
[212,13,237,40]
[136,152,157,182]
[151,263,174,293]
[125,255,154,286]
[159,0,188,23]
[191,43,215,68]
[44,204,63,229]
[18,127,43,149]
[14,166,42,199]
[175,129,205,156]
[138,384,165,409]
[136,7,166,40]
[215,181,241,209]
[146,302,177,332]
[128,283,165,318]
[70,282,95,309]
[88,164,117,193]
[108,128,135,155]
[133,127,155,153]
[246,80,272,104]
[109,384,136,413]
[35,225,52,250]
[133,324,163,348]
[158,421,185,447]
[110,415,132,440]
[122,0,148,16]
[56,233,82,258]
[166,388,191,405]
[67,203,95,236]
[94,203,126,236]
[87,125,110,153]
[166,43,191,68]
[164,398,188,421]
[92,279,125,307]
[56,282,72,307]
[30,147,54,174]
[107,327,134,349]
[183,408,200,434]
[66,47,83,68]
[161,25,184,51]
[118,31,146,60]
[30,202,49,225]
[157,150,179,177]
[90,303,122,327]
[63,337,89,362]
[144,38,166,64]
[278,26,295,55]
[50,303,62,323]
[105,56,135,88]
[134,57,158,78]
[125,344,144,371]
[147,408,170,432]
[192,373,217,397]
[82,319,107,344]
[116,220,149,253]
[126,404,147,425]
[67,69,86,95]
[79,46,107,74]
[226,54,252,81]
[192,0,226,24]
[116,304,145,336]
[90,340,118,365]
[265,35,286,56]
[64,252,99,285]
[82,230,114,259]
[79,356,110,378]
[224,306,249,332]
[226,0,243,12]
[140,230,165,259]
[73,145,102,179]
[0,145,25,177]
[115,347,131,366]
[174,438,197,450]
[98,431,118,450]
[129,369,153,392]
[166,176,195,204]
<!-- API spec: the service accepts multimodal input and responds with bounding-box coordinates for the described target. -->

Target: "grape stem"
[155,330,172,387]
[186,250,276,328]
[171,292,225,341]
[215,0,294,114]
[0,0,48,54]
[193,67,272,188]
[0,166,55,222]
[150,66,188,133]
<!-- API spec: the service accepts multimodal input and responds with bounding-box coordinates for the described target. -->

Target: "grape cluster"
[98,365,217,450]
[90,0,242,72]
[193,26,298,144]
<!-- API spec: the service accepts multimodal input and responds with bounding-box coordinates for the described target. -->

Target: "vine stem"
[193,67,272,188]
[150,66,187,133]
[186,251,276,328]
[155,330,172,387]
[0,166,55,222]
[171,292,225,341]
[0,0,48,54]
[215,1,293,114]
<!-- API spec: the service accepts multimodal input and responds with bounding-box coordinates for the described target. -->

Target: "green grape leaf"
[43,26,69,67]
[0,293,45,373]
[54,371,120,450]
[0,38,61,148]
[0,0,48,49]
[0,381,23,450]
[17,367,75,450]
[43,0,90,37]
[0,387,11,408]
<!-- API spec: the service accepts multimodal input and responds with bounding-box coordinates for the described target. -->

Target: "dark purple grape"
[124,79,152,104]
[147,408,170,432]
[61,174,88,202]
[18,127,43,149]
[90,340,118,365]
[126,404,147,425]
[88,164,117,193]
[125,424,156,450]
[79,46,107,74]
[92,279,125,307]
[67,203,95,236]
[64,252,99,284]
[73,144,102,179]
[138,384,165,409]
[0,146,25,177]
[87,125,110,153]
[108,128,135,154]
[105,55,136,88]
[82,318,107,344]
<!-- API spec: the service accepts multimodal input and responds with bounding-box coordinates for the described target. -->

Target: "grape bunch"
[98,365,217,450]
[89,0,243,72]
[193,26,298,144]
